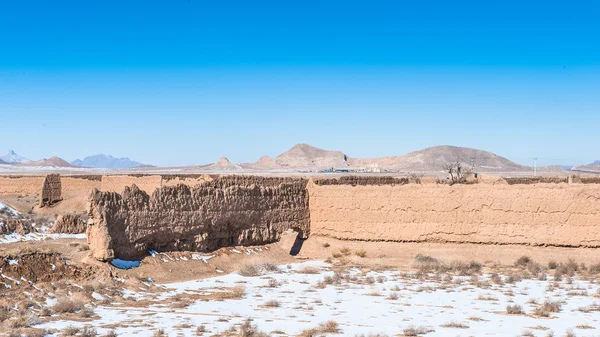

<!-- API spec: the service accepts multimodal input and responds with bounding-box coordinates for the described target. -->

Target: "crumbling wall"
[308,182,600,248]
[100,175,163,194]
[87,176,310,260]
[0,176,45,196]
[40,174,62,207]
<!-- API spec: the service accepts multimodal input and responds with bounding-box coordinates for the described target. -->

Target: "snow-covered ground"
[36,260,600,337]
[0,231,86,244]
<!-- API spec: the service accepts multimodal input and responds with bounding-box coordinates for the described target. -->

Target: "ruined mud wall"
[87,176,310,260]
[0,176,45,196]
[100,175,163,194]
[40,174,62,207]
[308,181,600,248]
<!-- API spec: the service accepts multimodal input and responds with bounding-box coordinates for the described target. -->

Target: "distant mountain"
[204,157,243,171]
[351,145,529,172]
[0,150,29,164]
[251,144,348,170]
[72,154,147,169]
[18,156,77,168]
[249,143,529,172]
[589,160,600,165]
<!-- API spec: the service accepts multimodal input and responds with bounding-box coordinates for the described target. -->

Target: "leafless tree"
[443,160,471,185]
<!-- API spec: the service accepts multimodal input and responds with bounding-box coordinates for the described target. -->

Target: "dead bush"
[533,301,562,317]
[52,297,84,313]
[355,249,367,258]
[9,311,39,328]
[506,304,524,314]
[239,318,269,337]
[62,326,80,336]
[238,262,279,277]
[263,300,280,308]
[297,266,320,274]
[403,326,430,336]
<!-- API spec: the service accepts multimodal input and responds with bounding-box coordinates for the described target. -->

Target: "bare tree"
[443,160,471,185]
[409,173,424,184]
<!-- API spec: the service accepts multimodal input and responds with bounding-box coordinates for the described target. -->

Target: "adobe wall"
[100,175,163,194]
[308,181,600,248]
[0,176,44,196]
[87,176,310,260]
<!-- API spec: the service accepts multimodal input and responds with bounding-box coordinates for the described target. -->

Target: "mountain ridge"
[72,154,147,169]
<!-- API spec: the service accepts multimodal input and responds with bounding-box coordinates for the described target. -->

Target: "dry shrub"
[263,300,280,308]
[80,327,98,337]
[533,301,562,317]
[0,306,9,322]
[440,321,469,329]
[299,320,340,336]
[548,261,558,269]
[297,266,320,274]
[490,273,503,284]
[355,249,367,258]
[52,297,84,313]
[62,326,80,336]
[239,318,269,337]
[238,262,279,277]
[103,331,118,337]
[506,304,524,314]
[339,247,351,256]
[25,329,50,337]
[403,326,430,336]
[588,263,600,274]
[387,292,399,300]
[9,311,39,328]
[322,242,330,248]
[411,255,480,275]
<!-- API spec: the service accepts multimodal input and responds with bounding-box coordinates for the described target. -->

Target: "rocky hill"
[18,156,77,168]
[204,157,242,171]
[249,144,529,172]
[250,144,349,170]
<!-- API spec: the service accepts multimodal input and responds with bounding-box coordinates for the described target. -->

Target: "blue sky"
[1,0,599,166]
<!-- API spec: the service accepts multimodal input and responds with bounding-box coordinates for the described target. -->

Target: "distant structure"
[40,174,62,207]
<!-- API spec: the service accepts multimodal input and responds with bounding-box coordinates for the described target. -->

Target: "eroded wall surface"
[308,181,600,248]
[87,176,310,260]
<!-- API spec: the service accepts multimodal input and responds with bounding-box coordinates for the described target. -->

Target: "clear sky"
[1,0,599,166]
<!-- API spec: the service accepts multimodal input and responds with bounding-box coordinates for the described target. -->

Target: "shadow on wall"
[289,230,305,256]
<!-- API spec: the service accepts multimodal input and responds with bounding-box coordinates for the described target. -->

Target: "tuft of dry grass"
[298,320,340,336]
[355,249,367,258]
[533,300,562,317]
[403,326,431,336]
[9,311,39,328]
[263,300,281,308]
[440,321,469,329]
[238,262,279,277]
[339,247,352,256]
[297,266,320,274]
[506,304,524,315]
[52,297,84,314]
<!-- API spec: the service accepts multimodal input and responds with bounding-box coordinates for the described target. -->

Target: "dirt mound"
[0,250,94,284]
[50,214,86,234]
